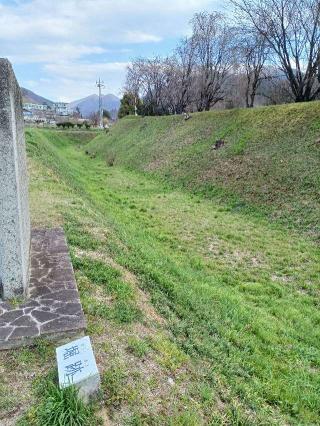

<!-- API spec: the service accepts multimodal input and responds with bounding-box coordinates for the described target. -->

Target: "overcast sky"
[0,0,226,102]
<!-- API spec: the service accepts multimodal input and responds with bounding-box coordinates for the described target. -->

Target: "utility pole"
[96,78,105,128]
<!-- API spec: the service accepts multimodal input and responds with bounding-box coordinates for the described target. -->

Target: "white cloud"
[7,44,107,64]
[44,62,129,77]
[124,31,162,44]
[0,0,204,45]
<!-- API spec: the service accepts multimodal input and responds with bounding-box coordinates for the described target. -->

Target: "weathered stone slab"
[0,58,30,299]
[0,228,86,349]
[56,336,100,403]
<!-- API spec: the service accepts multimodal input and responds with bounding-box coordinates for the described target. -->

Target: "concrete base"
[78,374,101,403]
[0,228,86,350]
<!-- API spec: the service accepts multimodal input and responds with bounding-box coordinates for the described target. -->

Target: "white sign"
[56,336,99,389]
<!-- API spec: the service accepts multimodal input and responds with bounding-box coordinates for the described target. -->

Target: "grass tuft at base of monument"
[17,371,102,426]
[0,125,319,425]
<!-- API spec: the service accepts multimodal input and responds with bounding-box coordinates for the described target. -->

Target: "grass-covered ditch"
[0,118,319,425]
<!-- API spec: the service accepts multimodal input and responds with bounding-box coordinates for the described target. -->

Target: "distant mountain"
[21,87,53,106]
[69,94,120,118]
[20,87,121,119]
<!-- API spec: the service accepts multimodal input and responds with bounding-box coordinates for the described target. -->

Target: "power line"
[96,78,105,128]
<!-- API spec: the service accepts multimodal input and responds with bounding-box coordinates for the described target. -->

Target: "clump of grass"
[73,256,142,324]
[9,296,24,308]
[230,136,248,155]
[151,336,188,372]
[127,337,150,358]
[113,300,142,323]
[102,366,128,407]
[36,384,99,426]
[107,154,115,166]
[0,383,17,418]
[72,257,121,290]
[169,410,202,426]
[18,375,101,426]
[86,317,105,335]
[65,219,102,250]
[84,297,141,324]
[126,413,155,425]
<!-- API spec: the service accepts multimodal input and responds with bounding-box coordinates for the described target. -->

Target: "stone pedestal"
[0,229,86,349]
[0,58,30,299]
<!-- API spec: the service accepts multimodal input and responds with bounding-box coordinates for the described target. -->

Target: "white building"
[23,109,33,120]
[23,102,49,111]
[53,102,69,116]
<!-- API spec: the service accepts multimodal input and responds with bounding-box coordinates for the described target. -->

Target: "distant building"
[23,101,70,124]
[23,109,33,120]
[23,102,49,111]
[23,107,56,125]
[53,102,69,116]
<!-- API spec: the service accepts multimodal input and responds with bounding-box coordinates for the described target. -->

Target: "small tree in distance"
[118,93,142,118]
[89,111,99,126]
[103,109,111,119]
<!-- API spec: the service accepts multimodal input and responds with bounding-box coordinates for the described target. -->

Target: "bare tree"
[126,55,193,115]
[242,33,268,107]
[232,0,320,102]
[89,111,99,126]
[126,57,168,115]
[257,66,294,105]
[161,57,182,114]
[191,12,235,111]
[174,37,196,112]
[123,5,318,115]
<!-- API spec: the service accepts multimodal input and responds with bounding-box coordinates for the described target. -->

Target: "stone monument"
[0,59,86,349]
[0,58,30,300]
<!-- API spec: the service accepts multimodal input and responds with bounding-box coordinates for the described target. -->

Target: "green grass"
[72,255,142,323]
[87,102,320,240]
[151,335,188,372]
[102,365,129,407]
[127,337,150,358]
[20,124,320,425]
[18,372,101,426]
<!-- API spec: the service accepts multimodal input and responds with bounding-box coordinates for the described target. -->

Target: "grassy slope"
[2,128,317,425]
[87,102,320,240]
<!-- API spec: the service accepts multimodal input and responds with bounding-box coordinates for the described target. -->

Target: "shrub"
[59,122,75,129]
[107,154,115,167]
